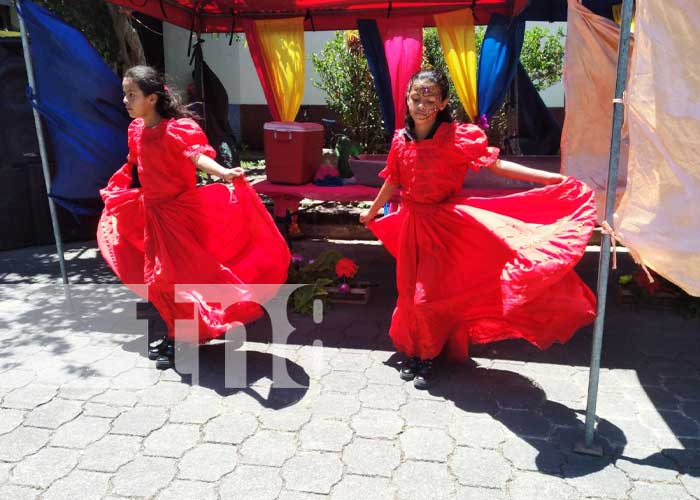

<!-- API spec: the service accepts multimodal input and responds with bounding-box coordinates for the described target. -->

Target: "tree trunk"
[106,3,146,74]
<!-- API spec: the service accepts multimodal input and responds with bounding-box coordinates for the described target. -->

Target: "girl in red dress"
[98,66,290,369]
[360,70,597,389]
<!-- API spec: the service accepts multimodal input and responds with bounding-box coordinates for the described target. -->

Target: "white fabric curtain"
[614,0,700,296]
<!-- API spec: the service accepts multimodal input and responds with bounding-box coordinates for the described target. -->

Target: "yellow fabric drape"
[254,17,305,122]
[434,9,478,122]
[612,4,635,32]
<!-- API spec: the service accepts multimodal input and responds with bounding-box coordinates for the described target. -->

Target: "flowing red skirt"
[368,177,597,361]
[98,178,290,343]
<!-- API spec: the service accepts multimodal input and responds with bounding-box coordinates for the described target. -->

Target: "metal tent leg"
[575,0,635,456]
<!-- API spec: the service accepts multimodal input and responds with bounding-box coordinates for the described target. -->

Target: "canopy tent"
[106,0,530,32]
[21,0,677,457]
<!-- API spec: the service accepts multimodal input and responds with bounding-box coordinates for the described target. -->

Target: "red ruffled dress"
[98,118,290,343]
[368,122,597,361]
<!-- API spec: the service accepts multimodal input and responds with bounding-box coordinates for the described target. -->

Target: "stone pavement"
[1,239,700,500]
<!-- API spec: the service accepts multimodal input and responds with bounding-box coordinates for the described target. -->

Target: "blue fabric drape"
[16,0,130,215]
[357,19,395,136]
[476,14,526,120]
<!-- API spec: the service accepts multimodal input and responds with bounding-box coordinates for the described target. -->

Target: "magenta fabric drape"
[242,20,281,121]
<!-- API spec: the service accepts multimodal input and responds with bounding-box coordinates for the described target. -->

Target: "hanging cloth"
[434,8,478,122]
[613,0,700,296]
[560,0,632,217]
[357,19,395,136]
[244,17,304,122]
[476,14,526,120]
[378,17,423,130]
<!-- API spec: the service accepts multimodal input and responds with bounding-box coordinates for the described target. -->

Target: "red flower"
[335,258,358,279]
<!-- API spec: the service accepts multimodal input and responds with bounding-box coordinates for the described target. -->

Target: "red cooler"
[263,121,324,184]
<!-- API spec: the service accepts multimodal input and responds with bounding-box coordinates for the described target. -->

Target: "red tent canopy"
[109,0,529,32]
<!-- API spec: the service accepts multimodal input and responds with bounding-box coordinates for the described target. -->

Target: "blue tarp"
[357,19,396,137]
[477,14,526,120]
[15,0,129,215]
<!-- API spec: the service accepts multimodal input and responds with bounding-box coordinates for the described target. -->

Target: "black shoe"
[154,354,173,370]
[413,359,435,390]
[400,357,421,381]
[148,338,167,360]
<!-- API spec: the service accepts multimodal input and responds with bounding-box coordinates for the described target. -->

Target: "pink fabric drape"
[242,20,281,121]
[379,17,424,130]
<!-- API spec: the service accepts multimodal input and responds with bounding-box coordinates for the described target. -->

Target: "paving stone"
[629,482,691,500]
[170,393,222,424]
[364,363,404,385]
[300,419,353,451]
[320,371,367,394]
[78,434,141,472]
[359,384,407,410]
[454,486,508,500]
[640,409,699,438]
[508,471,579,500]
[330,474,396,500]
[90,353,137,377]
[24,399,82,429]
[144,424,200,458]
[57,378,110,401]
[312,393,361,419]
[0,369,35,390]
[239,430,297,466]
[277,491,327,500]
[10,447,79,488]
[219,464,283,500]
[0,426,51,462]
[329,351,373,372]
[3,384,57,410]
[343,438,401,477]
[395,461,455,500]
[666,378,700,401]
[111,455,177,497]
[51,416,110,448]
[614,447,680,482]
[400,400,452,428]
[111,368,161,390]
[204,412,258,444]
[400,427,454,461]
[450,447,512,488]
[0,462,12,484]
[179,443,238,482]
[282,451,343,494]
[41,470,110,500]
[137,382,191,406]
[563,462,631,499]
[502,437,565,474]
[258,407,311,432]
[91,389,138,407]
[351,408,404,439]
[0,408,24,435]
[449,415,509,449]
[111,406,168,436]
[681,474,700,498]
[82,402,122,418]
[155,479,218,500]
[498,409,553,439]
[0,484,40,500]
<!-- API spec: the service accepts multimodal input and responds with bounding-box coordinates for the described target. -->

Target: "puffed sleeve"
[455,123,500,172]
[378,129,404,185]
[166,118,217,160]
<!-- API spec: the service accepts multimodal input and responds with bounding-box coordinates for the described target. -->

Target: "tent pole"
[575,0,634,457]
[14,0,68,285]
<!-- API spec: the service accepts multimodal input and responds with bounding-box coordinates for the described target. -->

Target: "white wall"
[163,23,332,106]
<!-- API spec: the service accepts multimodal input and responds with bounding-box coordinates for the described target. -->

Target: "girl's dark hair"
[404,69,453,131]
[124,65,195,120]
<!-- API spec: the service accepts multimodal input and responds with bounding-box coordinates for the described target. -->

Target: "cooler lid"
[264,121,324,132]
